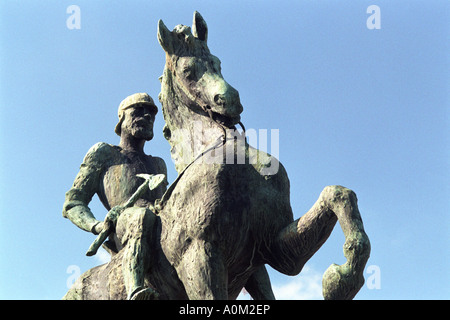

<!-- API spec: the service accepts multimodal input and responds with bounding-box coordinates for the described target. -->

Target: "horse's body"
[64,12,370,300]
[157,136,293,299]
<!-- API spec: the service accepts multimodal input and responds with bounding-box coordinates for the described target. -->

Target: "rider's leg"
[116,207,159,300]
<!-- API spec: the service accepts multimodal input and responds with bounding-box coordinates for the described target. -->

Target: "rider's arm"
[62,142,108,234]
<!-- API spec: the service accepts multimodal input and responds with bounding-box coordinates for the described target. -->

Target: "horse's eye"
[183,66,191,75]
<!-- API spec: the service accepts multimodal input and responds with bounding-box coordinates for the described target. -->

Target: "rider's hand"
[107,205,123,222]
[92,206,123,235]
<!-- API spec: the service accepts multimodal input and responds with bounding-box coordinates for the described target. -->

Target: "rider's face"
[122,105,155,141]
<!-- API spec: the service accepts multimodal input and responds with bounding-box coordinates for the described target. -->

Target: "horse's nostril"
[214,94,225,105]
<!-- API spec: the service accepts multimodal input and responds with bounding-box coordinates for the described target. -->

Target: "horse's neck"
[162,90,224,174]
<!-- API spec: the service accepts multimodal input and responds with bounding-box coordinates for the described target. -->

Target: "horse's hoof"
[322,263,364,300]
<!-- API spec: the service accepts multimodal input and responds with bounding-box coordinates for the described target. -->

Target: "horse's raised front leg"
[271,185,371,300]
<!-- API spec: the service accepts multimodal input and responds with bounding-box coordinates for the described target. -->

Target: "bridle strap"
[165,58,236,141]
[155,60,225,212]
[155,59,248,213]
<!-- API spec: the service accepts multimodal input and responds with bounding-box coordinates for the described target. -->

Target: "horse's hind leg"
[271,185,370,300]
[176,239,228,300]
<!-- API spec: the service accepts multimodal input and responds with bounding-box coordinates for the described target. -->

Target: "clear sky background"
[0,0,448,300]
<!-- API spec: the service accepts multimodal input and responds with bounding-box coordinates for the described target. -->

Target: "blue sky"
[1,1,448,300]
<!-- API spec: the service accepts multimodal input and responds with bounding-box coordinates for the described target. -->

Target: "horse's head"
[158,11,243,128]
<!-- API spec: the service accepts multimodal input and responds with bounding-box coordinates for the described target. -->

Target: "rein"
[154,135,224,213]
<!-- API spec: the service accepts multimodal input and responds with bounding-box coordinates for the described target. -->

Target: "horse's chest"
[162,164,255,247]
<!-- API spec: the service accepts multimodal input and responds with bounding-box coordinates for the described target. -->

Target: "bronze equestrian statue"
[63,12,370,300]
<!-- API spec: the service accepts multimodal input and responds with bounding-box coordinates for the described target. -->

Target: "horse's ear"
[158,19,174,54]
[192,11,208,42]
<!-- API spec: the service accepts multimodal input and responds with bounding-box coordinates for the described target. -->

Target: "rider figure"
[63,93,167,300]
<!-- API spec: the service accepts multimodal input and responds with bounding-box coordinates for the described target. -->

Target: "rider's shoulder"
[148,155,167,173]
[83,142,118,164]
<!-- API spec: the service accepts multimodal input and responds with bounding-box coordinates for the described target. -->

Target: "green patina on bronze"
[63,12,370,300]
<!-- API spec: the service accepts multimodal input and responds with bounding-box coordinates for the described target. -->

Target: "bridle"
[165,57,246,140]
[154,58,247,213]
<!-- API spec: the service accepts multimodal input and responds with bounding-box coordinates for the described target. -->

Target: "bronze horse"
[155,11,370,299]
